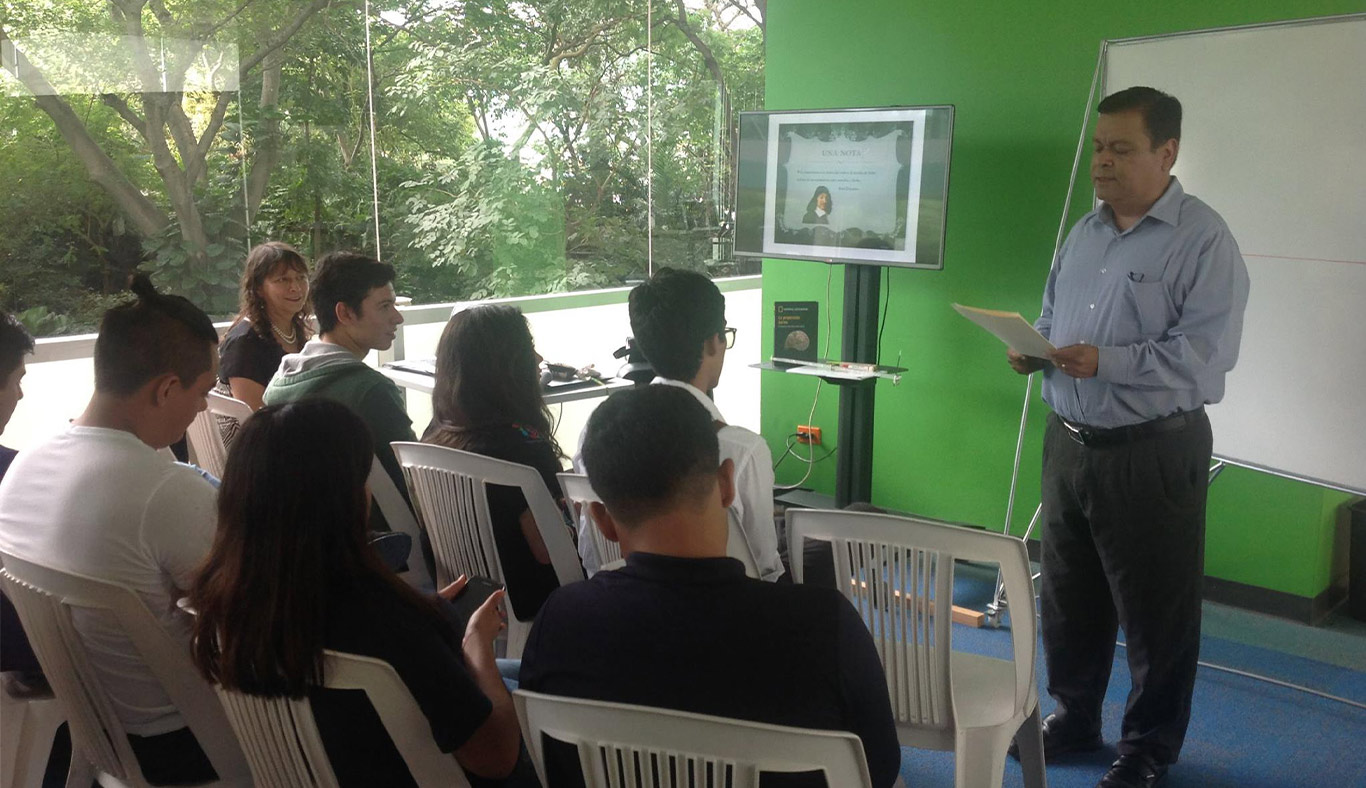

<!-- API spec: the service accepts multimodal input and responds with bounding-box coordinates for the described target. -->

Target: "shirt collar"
[1097,175,1184,231]
[650,377,725,424]
[622,551,748,582]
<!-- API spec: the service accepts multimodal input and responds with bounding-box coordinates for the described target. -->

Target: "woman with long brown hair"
[424,304,570,622]
[190,399,525,785]
[218,242,311,409]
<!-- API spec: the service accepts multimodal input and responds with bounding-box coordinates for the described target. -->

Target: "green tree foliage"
[1,0,764,335]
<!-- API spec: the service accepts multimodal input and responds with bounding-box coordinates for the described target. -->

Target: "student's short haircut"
[1098,86,1182,148]
[628,267,725,382]
[582,386,721,527]
[0,312,35,380]
[310,251,396,334]
[94,274,218,396]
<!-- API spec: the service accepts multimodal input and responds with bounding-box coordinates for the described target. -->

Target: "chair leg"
[63,752,93,788]
[1,693,63,788]
[1014,705,1048,788]
[954,725,1010,788]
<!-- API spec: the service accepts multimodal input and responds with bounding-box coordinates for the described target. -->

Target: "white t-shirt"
[0,425,217,735]
[573,378,782,581]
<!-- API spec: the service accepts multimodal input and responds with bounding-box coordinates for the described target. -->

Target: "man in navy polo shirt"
[520,385,901,787]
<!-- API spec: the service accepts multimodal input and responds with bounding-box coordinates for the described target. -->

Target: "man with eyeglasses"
[572,267,783,581]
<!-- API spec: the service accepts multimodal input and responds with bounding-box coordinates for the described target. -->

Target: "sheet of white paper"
[786,364,879,381]
[952,303,1056,358]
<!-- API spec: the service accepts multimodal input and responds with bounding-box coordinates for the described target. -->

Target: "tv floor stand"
[833,263,882,508]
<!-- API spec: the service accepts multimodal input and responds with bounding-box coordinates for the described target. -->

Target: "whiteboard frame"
[1069,13,1366,497]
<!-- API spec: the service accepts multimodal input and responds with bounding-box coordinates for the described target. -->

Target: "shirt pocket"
[1124,279,1177,337]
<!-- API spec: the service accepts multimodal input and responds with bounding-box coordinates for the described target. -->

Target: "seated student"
[218,241,311,410]
[264,251,413,529]
[521,386,902,788]
[0,277,221,785]
[0,312,44,691]
[574,267,782,580]
[423,304,569,622]
[190,399,529,786]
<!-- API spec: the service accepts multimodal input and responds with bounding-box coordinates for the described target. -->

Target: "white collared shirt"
[573,378,782,581]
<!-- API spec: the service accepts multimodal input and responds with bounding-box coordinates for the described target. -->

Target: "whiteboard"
[1103,15,1366,495]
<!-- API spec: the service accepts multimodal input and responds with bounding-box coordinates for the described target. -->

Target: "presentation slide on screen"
[763,108,927,264]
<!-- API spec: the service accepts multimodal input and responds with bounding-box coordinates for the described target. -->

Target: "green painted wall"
[760,1,1362,599]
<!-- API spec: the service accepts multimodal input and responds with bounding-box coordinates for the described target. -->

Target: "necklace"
[271,321,298,345]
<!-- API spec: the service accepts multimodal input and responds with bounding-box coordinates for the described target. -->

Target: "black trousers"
[1039,410,1211,765]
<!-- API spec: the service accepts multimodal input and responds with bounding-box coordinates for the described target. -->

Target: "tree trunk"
[31,94,172,238]
[142,95,210,264]
[1,27,171,237]
[245,50,285,222]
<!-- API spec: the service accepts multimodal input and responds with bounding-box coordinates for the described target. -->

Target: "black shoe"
[1097,754,1168,787]
[1008,712,1103,761]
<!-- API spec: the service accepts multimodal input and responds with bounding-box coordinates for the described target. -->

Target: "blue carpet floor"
[895,564,1366,788]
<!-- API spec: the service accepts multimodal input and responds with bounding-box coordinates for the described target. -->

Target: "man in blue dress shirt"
[1008,87,1250,788]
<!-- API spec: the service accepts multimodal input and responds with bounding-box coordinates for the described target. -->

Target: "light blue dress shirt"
[1036,177,1250,428]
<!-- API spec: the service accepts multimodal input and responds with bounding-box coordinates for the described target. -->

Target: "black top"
[424,423,567,622]
[309,575,492,788]
[519,552,902,788]
[218,320,285,388]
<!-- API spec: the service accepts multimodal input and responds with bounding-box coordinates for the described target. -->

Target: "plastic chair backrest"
[392,442,583,656]
[556,472,622,569]
[368,457,434,592]
[514,690,872,788]
[0,551,250,787]
[185,391,254,478]
[787,509,1036,732]
[215,650,471,788]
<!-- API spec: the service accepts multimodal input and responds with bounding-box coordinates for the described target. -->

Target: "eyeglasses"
[722,327,737,349]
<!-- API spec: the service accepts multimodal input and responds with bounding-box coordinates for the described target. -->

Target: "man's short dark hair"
[0,312,35,380]
[582,386,722,526]
[1098,86,1182,148]
[94,274,218,396]
[628,268,726,382]
[311,252,396,334]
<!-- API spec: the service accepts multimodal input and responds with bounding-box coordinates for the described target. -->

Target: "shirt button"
[1089,304,1095,309]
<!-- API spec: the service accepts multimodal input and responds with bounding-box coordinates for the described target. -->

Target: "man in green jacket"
[264,251,413,530]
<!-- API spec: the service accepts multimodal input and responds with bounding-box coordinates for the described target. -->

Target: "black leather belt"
[1059,407,1204,448]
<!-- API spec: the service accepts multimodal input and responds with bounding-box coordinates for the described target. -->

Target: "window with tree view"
[1,0,765,336]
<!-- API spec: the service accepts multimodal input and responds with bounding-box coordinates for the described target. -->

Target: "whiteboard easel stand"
[982,34,1246,626]
[981,21,1366,721]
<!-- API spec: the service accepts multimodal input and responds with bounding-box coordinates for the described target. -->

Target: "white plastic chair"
[556,472,624,572]
[1,674,65,788]
[787,509,1046,788]
[214,650,471,788]
[391,442,584,659]
[0,551,251,788]
[514,689,872,788]
[369,457,435,592]
[184,391,253,479]
[560,471,760,578]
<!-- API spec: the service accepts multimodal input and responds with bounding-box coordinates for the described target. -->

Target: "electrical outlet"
[797,425,822,445]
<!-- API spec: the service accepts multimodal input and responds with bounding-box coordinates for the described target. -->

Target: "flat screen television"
[733,105,954,269]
